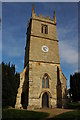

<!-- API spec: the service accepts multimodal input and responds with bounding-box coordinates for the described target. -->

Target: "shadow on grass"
[66,102,80,110]
[46,110,80,120]
[2,109,49,120]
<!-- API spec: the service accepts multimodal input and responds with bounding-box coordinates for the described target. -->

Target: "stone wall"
[29,36,60,63]
[27,61,59,109]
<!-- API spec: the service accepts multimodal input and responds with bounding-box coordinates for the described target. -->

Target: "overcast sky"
[2,2,78,89]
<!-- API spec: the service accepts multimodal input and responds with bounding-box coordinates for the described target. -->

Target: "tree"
[70,72,80,101]
[2,61,20,108]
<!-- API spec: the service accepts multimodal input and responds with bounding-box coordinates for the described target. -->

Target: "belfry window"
[41,25,43,33]
[42,73,49,88]
[45,25,48,34]
[41,24,48,34]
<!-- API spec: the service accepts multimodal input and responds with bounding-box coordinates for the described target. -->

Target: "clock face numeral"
[42,45,49,52]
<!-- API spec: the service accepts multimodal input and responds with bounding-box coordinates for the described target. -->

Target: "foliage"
[2,61,20,108]
[70,72,80,101]
[2,109,49,120]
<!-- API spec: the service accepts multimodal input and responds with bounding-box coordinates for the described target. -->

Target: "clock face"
[42,45,49,53]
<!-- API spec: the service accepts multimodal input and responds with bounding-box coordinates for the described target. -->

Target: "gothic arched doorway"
[42,92,49,108]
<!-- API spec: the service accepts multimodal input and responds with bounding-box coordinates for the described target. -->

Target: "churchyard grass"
[52,110,80,120]
[2,108,49,120]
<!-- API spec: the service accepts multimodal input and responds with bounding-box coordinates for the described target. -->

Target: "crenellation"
[34,13,37,16]
[32,10,56,24]
[32,14,56,24]
[39,14,44,18]
[46,16,50,20]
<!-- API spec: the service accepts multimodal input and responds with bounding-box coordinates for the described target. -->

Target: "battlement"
[27,4,56,29]
[38,14,54,21]
[46,16,50,20]
[31,4,56,24]
[32,12,56,23]
[39,14,44,18]
[27,4,57,41]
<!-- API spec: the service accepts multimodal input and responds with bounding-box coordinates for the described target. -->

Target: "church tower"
[15,4,67,109]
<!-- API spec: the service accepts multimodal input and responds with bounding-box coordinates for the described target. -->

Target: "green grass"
[2,109,49,120]
[48,110,80,120]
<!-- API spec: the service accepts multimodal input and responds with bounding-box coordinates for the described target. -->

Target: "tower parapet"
[46,16,50,20]
[39,14,44,18]
[31,4,56,25]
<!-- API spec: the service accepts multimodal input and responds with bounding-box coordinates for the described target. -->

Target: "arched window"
[42,73,49,88]
[41,24,48,34]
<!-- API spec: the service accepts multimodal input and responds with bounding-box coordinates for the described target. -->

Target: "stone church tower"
[15,5,67,110]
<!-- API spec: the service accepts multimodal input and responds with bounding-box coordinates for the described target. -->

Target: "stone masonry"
[15,4,67,110]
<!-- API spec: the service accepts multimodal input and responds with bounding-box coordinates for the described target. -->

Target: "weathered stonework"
[15,5,67,110]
